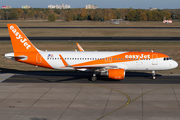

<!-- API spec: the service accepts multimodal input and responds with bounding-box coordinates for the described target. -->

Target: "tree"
[151,11,160,21]
[43,9,48,20]
[110,10,116,19]
[93,9,103,21]
[146,11,153,21]
[0,10,5,20]
[80,8,87,19]
[126,9,136,21]
[0,8,172,21]
[77,14,83,21]
[90,10,95,20]
[161,10,172,20]
[140,12,147,21]
[16,9,24,19]
[66,11,73,21]
[48,13,56,22]
[72,11,77,20]
[9,9,18,20]
[103,9,109,20]
[27,10,34,19]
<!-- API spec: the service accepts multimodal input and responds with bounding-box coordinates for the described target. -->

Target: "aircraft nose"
[172,60,178,69]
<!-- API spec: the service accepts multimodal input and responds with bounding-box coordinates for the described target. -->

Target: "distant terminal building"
[149,7,158,11]
[22,5,31,9]
[48,4,70,9]
[2,5,11,9]
[86,4,98,9]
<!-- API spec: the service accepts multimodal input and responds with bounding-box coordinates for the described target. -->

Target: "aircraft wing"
[73,64,117,70]
[59,54,118,70]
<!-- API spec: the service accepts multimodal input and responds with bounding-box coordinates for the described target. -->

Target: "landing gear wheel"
[152,70,156,80]
[91,76,97,82]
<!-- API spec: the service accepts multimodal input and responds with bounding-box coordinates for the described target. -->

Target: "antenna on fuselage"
[151,50,154,52]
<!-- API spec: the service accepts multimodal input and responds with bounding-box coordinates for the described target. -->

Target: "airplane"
[5,24,178,81]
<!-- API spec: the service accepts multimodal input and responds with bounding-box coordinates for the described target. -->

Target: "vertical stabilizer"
[7,24,38,53]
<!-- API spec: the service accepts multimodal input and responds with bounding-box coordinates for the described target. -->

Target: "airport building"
[149,7,158,11]
[48,4,70,9]
[22,5,31,9]
[2,5,11,9]
[86,4,98,9]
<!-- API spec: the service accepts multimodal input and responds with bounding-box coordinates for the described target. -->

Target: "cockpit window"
[164,57,172,61]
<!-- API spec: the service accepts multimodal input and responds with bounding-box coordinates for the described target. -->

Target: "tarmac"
[0,72,180,120]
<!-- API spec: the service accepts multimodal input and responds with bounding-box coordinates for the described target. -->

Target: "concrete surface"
[0,73,180,120]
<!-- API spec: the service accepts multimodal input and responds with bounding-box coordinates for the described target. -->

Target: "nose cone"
[172,60,178,69]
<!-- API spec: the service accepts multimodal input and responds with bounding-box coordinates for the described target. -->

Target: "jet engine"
[108,69,125,80]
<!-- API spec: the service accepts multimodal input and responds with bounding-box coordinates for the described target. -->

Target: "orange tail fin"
[7,24,38,53]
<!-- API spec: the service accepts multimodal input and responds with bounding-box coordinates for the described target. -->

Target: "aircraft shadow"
[1,67,180,84]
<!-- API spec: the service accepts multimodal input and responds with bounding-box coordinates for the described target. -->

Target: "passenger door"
[36,53,42,64]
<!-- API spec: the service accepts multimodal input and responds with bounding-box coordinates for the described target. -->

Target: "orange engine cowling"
[108,69,125,80]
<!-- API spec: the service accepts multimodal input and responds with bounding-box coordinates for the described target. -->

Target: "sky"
[1,0,180,9]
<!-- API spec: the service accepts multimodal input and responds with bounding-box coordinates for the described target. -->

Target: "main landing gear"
[89,73,97,82]
[152,70,156,80]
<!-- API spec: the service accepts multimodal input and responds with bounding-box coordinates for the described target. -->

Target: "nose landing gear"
[152,70,156,80]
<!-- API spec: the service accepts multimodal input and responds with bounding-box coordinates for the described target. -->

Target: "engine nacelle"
[108,69,125,80]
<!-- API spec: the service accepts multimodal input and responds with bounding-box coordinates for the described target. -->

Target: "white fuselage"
[37,51,178,71]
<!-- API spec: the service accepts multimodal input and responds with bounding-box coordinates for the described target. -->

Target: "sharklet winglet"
[76,43,84,52]
[59,55,71,67]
